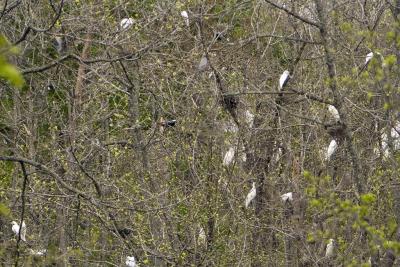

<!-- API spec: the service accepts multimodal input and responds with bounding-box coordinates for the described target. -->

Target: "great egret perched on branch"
[245,110,254,127]
[245,182,256,208]
[328,105,340,121]
[281,192,293,202]
[181,11,189,27]
[126,256,136,267]
[279,70,290,89]
[325,139,338,161]
[11,221,26,241]
[325,239,335,257]
[120,18,134,30]
[223,147,235,166]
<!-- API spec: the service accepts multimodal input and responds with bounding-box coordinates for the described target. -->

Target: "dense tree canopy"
[1,0,400,266]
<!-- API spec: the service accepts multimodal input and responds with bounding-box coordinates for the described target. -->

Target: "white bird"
[223,147,235,166]
[198,55,208,71]
[29,249,47,256]
[245,182,256,208]
[279,70,290,90]
[198,227,206,245]
[328,105,340,121]
[365,52,374,65]
[120,18,134,29]
[325,139,338,161]
[325,238,335,257]
[11,221,26,241]
[126,256,136,267]
[280,192,293,202]
[381,121,400,157]
[245,110,254,127]
[181,11,189,27]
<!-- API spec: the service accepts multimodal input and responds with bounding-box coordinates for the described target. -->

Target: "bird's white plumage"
[198,227,206,245]
[126,256,136,267]
[381,121,400,157]
[365,52,374,65]
[281,192,293,202]
[325,239,335,257]
[279,70,290,89]
[181,11,189,26]
[11,221,26,241]
[223,147,235,166]
[120,18,134,29]
[326,139,338,161]
[29,249,47,256]
[245,182,256,208]
[328,105,340,121]
[245,110,254,127]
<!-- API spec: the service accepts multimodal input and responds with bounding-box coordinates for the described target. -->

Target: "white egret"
[328,105,340,121]
[245,182,256,208]
[198,55,208,71]
[279,70,290,89]
[198,227,206,245]
[29,249,47,256]
[223,147,235,166]
[280,192,293,202]
[181,11,189,27]
[11,221,26,241]
[120,18,134,30]
[325,238,335,257]
[365,52,374,65]
[245,110,254,127]
[126,256,136,267]
[325,139,338,161]
[381,121,400,157]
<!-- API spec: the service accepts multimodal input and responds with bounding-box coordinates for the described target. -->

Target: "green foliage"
[0,35,24,88]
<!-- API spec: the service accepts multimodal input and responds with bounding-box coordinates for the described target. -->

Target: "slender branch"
[69,148,102,197]
[21,53,139,75]
[241,33,322,46]
[13,0,64,45]
[0,156,90,199]
[264,0,322,29]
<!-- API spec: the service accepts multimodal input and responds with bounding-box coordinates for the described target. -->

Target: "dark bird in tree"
[117,228,133,238]
[324,122,346,140]
[160,119,176,127]
[109,213,133,239]
[221,95,238,114]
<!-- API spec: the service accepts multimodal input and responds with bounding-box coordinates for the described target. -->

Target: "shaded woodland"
[1,0,400,266]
